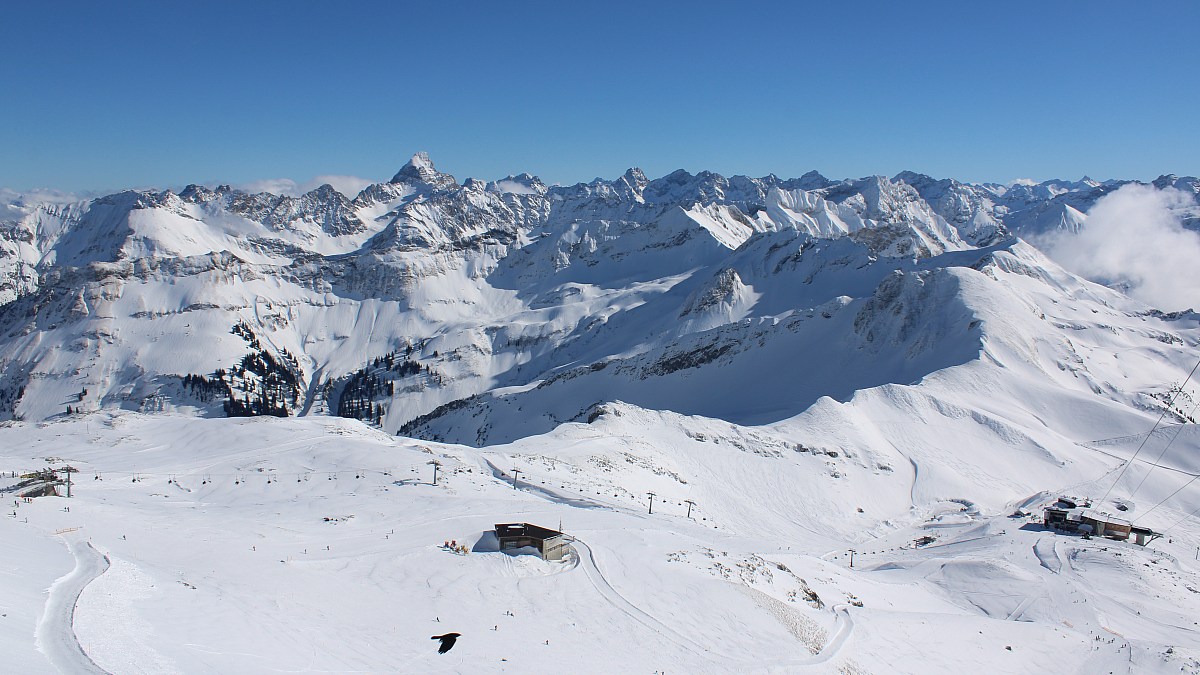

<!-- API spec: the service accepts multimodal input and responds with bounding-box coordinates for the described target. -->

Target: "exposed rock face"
[0,157,1194,448]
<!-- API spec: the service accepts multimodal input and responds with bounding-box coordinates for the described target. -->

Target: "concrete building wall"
[542,535,568,561]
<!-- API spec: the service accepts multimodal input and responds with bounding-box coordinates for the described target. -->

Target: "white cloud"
[0,187,97,204]
[235,175,376,199]
[301,175,374,198]
[237,178,301,196]
[1039,184,1200,311]
[1,187,97,221]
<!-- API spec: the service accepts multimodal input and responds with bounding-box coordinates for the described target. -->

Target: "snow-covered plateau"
[1,156,1199,673]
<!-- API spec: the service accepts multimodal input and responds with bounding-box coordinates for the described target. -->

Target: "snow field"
[1,409,1199,673]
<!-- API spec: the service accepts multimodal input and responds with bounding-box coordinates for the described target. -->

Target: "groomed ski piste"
[2,408,1199,674]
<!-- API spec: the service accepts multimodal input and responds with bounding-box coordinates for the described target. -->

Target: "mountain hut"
[494,523,568,561]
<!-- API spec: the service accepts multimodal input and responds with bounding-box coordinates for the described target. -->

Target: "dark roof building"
[1043,500,1159,546]
[494,523,569,561]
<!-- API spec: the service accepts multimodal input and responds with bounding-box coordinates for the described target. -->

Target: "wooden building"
[494,523,569,561]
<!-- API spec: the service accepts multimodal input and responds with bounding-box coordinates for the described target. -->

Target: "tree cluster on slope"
[179,323,302,418]
[182,372,232,402]
[337,369,391,424]
[0,383,25,419]
[335,347,430,425]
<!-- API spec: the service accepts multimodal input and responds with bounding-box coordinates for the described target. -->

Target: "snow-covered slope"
[1,157,1199,672]
[2,156,1193,434]
[2,405,1199,673]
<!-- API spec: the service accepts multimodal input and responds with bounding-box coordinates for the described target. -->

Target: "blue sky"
[2,1,1196,193]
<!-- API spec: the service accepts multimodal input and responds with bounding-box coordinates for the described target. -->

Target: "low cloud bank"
[237,175,375,199]
[1039,184,1199,312]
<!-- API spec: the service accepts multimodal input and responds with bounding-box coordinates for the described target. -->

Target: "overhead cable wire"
[1158,502,1200,537]
[1128,396,1200,499]
[1132,472,1200,524]
[1100,356,1200,503]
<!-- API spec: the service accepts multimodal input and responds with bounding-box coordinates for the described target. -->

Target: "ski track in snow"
[73,555,183,675]
[190,433,328,476]
[1034,535,1062,574]
[2,410,1196,672]
[36,534,110,675]
[908,457,920,504]
[1004,594,1039,622]
[480,457,615,511]
[480,453,865,669]
[572,537,853,670]
[483,451,860,669]
[571,537,717,658]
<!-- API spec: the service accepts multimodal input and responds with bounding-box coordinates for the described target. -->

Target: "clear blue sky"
[2,0,1197,193]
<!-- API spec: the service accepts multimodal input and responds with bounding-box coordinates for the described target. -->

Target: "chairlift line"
[1133,472,1200,525]
[1099,355,1200,504]
[69,464,427,482]
[1158,501,1200,536]
[1127,396,1200,500]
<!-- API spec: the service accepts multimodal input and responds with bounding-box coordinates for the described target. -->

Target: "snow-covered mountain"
[2,153,1197,524]
[3,156,1200,672]
[1,154,1194,435]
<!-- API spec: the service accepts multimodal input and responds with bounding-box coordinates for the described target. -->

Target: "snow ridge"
[1,157,1199,674]
[0,157,1194,445]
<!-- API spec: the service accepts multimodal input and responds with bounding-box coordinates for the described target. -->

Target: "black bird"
[431,632,461,654]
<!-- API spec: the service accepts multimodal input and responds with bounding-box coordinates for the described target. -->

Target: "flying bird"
[432,632,461,654]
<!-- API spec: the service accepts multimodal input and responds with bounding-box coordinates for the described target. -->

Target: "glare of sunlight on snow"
[1039,184,1200,311]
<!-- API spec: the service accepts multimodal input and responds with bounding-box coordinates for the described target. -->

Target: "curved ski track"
[37,535,110,674]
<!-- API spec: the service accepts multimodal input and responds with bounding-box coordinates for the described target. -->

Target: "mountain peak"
[306,183,341,197]
[408,150,435,170]
[390,152,456,189]
[893,170,938,185]
[623,167,647,184]
[786,170,832,191]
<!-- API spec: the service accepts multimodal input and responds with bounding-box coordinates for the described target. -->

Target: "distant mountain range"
[0,154,1195,451]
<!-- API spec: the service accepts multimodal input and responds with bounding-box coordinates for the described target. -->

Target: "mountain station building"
[1043,498,1160,546]
[494,523,569,561]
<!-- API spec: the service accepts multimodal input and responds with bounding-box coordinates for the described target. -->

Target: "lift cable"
[1132,472,1199,525]
[1128,396,1200,500]
[1156,502,1200,538]
[1099,356,1200,504]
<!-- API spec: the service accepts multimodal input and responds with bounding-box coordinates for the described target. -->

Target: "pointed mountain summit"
[0,155,1196,432]
[390,152,458,191]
